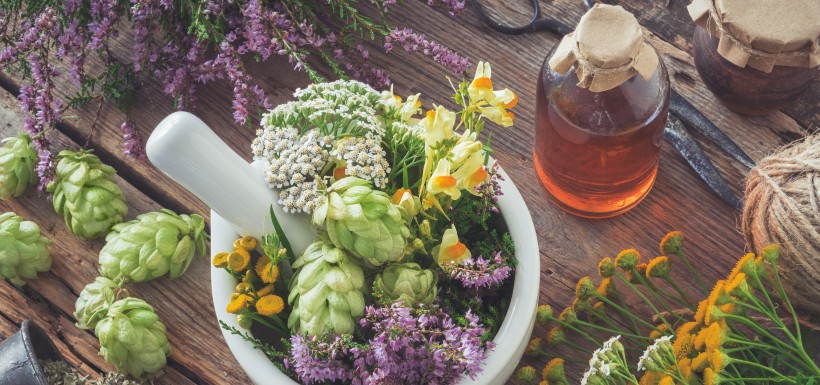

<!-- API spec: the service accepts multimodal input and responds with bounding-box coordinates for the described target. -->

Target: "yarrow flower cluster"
[252,80,393,213]
[287,303,493,385]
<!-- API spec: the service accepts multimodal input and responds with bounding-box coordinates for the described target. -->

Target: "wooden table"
[0,0,816,383]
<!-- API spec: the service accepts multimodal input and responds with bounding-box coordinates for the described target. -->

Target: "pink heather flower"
[385,28,471,75]
[120,121,146,160]
[447,252,513,290]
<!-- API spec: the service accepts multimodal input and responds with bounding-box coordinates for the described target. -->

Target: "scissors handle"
[471,0,573,36]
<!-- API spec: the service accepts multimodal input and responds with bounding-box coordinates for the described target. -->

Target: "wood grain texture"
[0,0,817,383]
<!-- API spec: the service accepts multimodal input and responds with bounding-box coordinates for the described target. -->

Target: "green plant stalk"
[673,249,708,294]
[629,272,689,324]
[614,271,673,330]
[592,292,663,332]
[663,276,695,308]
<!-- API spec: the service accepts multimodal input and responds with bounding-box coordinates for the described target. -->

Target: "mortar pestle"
[146,111,315,256]
[0,320,63,385]
[146,111,541,385]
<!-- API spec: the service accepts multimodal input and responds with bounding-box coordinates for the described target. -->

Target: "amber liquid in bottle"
[534,54,670,218]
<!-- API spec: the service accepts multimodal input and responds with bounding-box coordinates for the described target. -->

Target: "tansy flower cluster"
[214,235,287,333]
[516,232,818,385]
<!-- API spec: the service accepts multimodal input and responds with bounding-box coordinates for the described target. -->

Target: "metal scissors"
[472,0,753,210]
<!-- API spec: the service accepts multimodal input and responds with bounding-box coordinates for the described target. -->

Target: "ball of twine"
[742,134,820,317]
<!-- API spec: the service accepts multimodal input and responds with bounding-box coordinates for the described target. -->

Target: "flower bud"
[525,338,545,357]
[536,304,553,326]
[514,366,537,385]
[543,358,568,384]
[597,257,615,278]
[646,256,670,278]
[575,276,595,300]
[615,249,640,270]
[237,314,253,329]
[659,231,684,254]
[558,307,577,324]
[419,219,431,237]
[758,244,779,264]
[547,326,565,346]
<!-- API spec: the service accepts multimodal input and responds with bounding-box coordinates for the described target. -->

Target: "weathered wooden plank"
[0,89,249,384]
[0,0,814,383]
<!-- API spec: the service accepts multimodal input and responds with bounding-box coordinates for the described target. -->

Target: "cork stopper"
[548,4,659,92]
[688,0,820,72]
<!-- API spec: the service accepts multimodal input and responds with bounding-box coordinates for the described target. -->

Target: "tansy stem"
[673,250,708,294]
[593,293,662,332]
[730,359,795,383]
[726,336,805,367]
[664,277,695,308]
[772,265,805,351]
[723,314,808,360]
[571,318,655,342]
[632,274,689,323]
[615,271,673,330]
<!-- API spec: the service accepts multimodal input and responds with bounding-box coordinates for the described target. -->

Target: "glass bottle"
[534,11,670,218]
[693,25,818,115]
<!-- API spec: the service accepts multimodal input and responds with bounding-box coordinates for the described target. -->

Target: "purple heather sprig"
[447,252,512,290]
[18,54,62,191]
[385,28,471,75]
[287,303,492,385]
[119,121,145,160]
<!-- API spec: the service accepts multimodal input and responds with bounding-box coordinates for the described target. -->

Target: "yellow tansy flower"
[546,326,565,346]
[673,332,693,360]
[226,294,253,314]
[597,277,617,299]
[658,376,674,385]
[675,321,699,337]
[615,248,641,270]
[598,257,615,278]
[695,299,709,324]
[575,276,595,300]
[727,253,753,282]
[256,284,275,297]
[638,372,657,385]
[659,231,684,254]
[234,236,257,251]
[703,368,718,385]
[648,323,669,339]
[542,358,565,382]
[255,294,285,316]
[646,256,670,278]
[212,252,229,268]
[692,352,709,371]
[228,250,251,271]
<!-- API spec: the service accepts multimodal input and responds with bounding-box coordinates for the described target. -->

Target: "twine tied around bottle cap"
[688,0,820,73]
[548,4,659,93]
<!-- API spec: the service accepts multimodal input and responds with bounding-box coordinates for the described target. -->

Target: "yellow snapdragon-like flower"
[392,188,420,218]
[468,61,517,127]
[428,159,461,200]
[381,87,422,122]
[421,106,456,149]
[432,225,471,266]
[452,152,488,193]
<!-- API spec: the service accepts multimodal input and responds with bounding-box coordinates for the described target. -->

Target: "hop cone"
[74,277,128,330]
[375,262,438,305]
[313,177,410,266]
[99,209,207,282]
[47,150,128,239]
[288,240,365,336]
[0,212,52,285]
[95,298,170,378]
[0,134,37,199]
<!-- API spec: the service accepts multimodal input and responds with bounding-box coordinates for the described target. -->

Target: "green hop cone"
[47,150,128,239]
[95,297,170,379]
[313,177,411,266]
[74,277,128,330]
[374,262,438,305]
[288,240,365,336]
[99,209,207,282]
[0,212,52,285]
[0,134,37,199]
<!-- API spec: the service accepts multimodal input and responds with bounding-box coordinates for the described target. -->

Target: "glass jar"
[693,25,818,115]
[534,44,670,218]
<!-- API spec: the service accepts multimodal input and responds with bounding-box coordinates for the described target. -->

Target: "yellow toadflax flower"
[255,294,285,316]
[421,106,456,149]
[432,225,471,266]
[452,152,488,193]
[468,62,517,127]
[428,159,461,200]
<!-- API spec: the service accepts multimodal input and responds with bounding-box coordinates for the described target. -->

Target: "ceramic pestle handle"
[146,112,314,255]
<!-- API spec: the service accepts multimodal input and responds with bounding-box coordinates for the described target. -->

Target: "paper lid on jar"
[688,0,820,72]
[548,4,659,93]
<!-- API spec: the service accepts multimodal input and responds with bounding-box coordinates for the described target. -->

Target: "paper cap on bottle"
[688,0,820,72]
[548,4,659,92]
